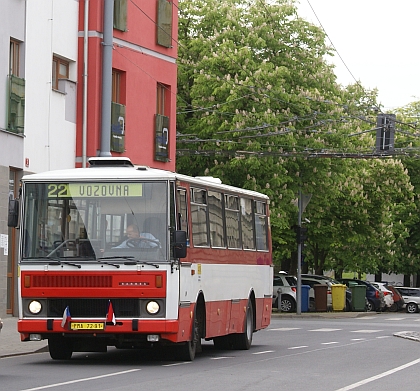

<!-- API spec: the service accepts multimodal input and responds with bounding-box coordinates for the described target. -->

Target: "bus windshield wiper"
[23,256,81,268]
[96,259,120,268]
[47,260,82,268]
[98,256,135,260]
[123,260,160,269]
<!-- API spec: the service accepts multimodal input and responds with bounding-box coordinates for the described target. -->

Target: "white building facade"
[0,0,79,317]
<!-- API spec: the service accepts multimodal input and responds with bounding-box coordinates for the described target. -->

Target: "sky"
[296,0,420,111]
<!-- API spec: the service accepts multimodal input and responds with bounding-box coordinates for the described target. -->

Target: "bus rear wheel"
[232,302,253,350]
[48,336,73,360]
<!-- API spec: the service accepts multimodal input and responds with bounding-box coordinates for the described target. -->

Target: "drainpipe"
[99,0,113,157]
[82,0,89,167]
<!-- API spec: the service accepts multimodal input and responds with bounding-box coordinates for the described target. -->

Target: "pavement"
[1,311,418,358]
[0,316,47,358]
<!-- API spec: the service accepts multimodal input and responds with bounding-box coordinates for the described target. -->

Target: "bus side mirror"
[8,198,19,228]
[174,230,187,259]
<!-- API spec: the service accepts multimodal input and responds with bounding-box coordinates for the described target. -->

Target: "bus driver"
[113,224,159,249]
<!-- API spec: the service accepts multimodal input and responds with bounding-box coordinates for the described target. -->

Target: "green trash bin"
[331,284,347,311]
[350,284,366,311]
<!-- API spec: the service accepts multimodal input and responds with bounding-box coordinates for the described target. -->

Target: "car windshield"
[21,181,169,262]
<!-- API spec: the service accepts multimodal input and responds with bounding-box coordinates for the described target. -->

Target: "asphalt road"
[1,312,420,391]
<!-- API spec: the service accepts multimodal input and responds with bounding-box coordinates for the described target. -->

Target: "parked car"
[395,287,420,313]
[386,285,404,311]
[338,278,385,312]
[273,273,297,313]
[301,274,352,311]
[370,282,394,310]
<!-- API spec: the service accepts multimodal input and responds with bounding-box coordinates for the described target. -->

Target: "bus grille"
[48,298,140,317]
[32,275,112,288]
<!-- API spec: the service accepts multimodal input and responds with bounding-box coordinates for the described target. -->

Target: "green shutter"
[114,0,127,32]
[157,0,172,48]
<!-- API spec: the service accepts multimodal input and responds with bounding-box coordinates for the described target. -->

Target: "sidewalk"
[0,316,47,358]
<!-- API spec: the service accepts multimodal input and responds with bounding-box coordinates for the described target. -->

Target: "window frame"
[52,56,69,90]
[9,39,20,76]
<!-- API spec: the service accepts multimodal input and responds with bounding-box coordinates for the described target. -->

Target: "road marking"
[20,369,141,391]
[288,346,308,350]
[376,336,391,339]
[309,328,341,332]
[321,342,339,345]
[350,338,366,341]
[252,350,274,355]
[334,358,420,391]
[162,362,193,367]
[351,330,382,333]
[269,327,301,331]
[386,317,406,321]
[210,356,234,360]
[359,316,377,319]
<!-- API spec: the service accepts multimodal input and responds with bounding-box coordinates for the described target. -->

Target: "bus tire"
[176,312,200,361]
[233,301,253,350]
[48,336,73,360]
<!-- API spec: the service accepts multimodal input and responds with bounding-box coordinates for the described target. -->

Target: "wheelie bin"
[301,285,310,312]
[331,284,347,311]
[350,284,367,311]
[314,284,328,311]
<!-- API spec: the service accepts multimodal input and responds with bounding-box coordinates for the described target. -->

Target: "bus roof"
[22,160,269,200]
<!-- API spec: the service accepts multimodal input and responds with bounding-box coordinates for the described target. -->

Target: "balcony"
[8,75,25,134]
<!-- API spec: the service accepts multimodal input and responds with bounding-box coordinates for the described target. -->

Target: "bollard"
[277,287,282,311]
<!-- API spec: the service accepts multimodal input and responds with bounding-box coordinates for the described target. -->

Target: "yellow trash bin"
[331,284,347,311]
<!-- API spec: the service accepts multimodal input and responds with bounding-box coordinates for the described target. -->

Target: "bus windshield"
[22,181,168,263]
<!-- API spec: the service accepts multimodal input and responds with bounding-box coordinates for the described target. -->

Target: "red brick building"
[76,0,178,170]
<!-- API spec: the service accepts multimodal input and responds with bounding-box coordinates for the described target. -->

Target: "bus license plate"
[70,322,105,330]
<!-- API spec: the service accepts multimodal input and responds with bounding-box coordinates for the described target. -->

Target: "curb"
[271,310,378,319]
[394,331,420,342]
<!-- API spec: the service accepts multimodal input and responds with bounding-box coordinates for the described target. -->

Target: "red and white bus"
[9,157,272,360]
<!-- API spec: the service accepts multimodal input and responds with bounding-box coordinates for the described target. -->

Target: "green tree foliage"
[176,0,418,278]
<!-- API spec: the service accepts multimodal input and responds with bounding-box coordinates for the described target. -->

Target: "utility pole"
[296,190,311,315]
[100,0,114,157]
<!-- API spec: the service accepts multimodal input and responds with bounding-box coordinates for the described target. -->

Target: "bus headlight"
[28,300,42,314]
[146,301,160,315]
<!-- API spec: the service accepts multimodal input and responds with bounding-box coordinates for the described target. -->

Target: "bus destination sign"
[47,183,143,198]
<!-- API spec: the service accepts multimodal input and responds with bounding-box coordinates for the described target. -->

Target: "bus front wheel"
[48,336,73,360]
[176,314,200,361]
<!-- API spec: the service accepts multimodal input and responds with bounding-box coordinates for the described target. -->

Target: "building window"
[155,83,170,162]
[114,0,127,32]
[52,56,69,90]
[112,70,121,103]
[9,39,20,76]
[111,70,125,153]
[156,83,166,115]
[157,0,172,48]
